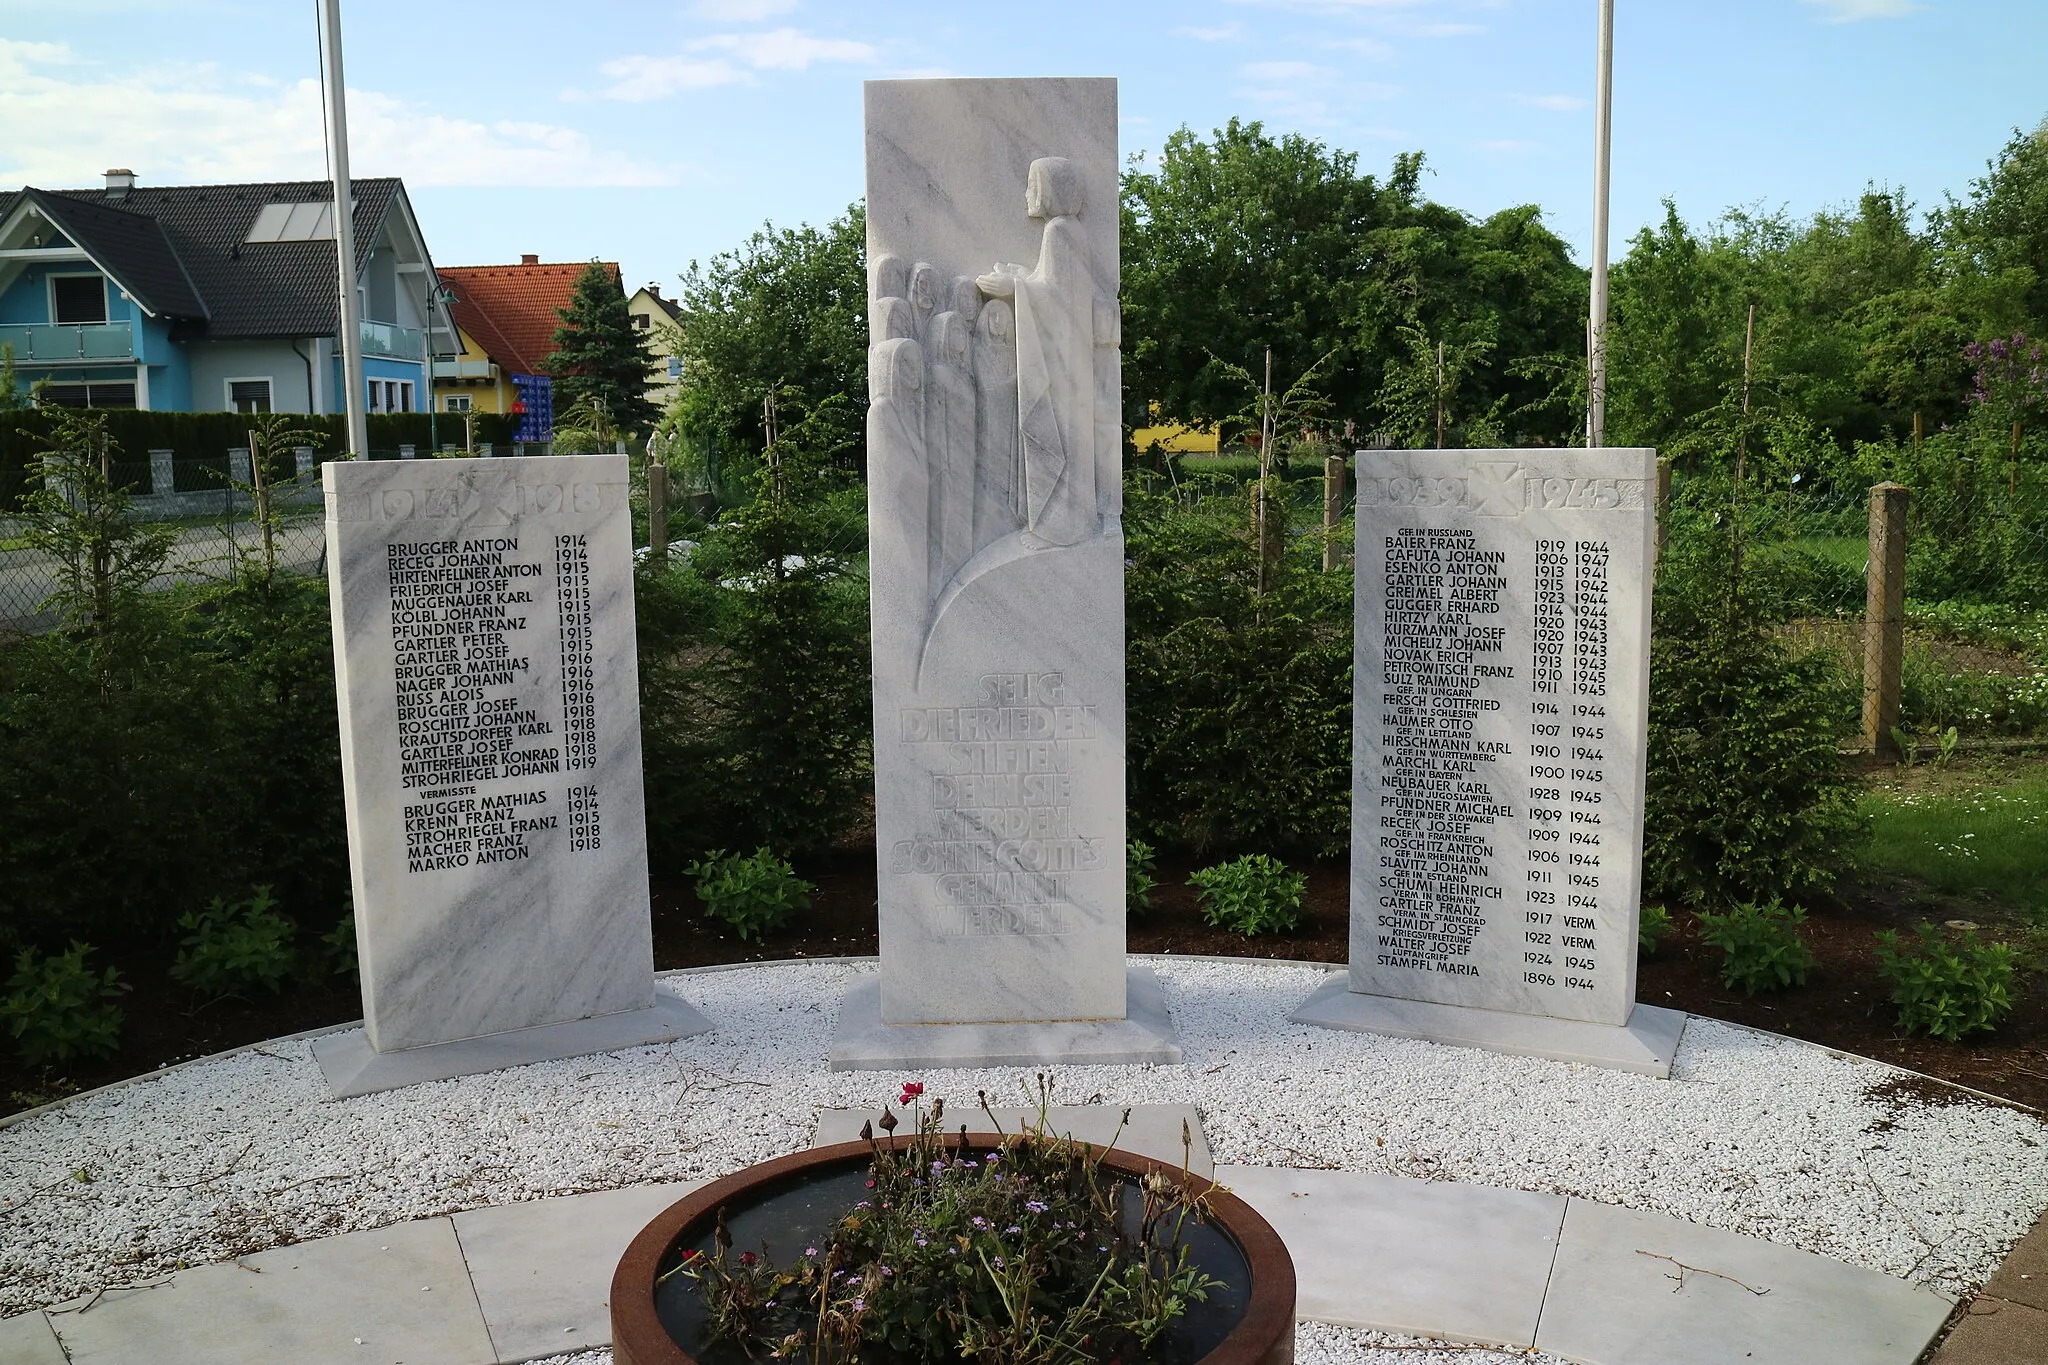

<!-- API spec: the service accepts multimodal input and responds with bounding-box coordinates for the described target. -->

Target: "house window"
[397,381,415,413]
[444,394,471,413]
[631,314,650,331]
[51,275,108,325]
[228,379,273,414]
[667,356,682,380]
[40,381,135,409]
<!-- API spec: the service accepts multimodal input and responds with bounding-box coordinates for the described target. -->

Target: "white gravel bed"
[521,1329,1567,1365]
[3,958,2044,1319]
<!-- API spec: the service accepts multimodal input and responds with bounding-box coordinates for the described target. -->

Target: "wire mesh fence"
[1661,464,2048,744]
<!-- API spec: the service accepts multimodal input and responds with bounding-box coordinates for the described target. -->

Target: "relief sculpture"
[868,156,1121,672]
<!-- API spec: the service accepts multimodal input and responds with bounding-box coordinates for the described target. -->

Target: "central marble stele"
[833,76,1179,1070]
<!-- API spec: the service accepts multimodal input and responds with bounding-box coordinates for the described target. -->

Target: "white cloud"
[1175,23,1244,42]
[1234,58,1398,128]
[597,54,750,100]
[1802,0,1920,19]
[1512,92,1586,111]
[598,26,876,101]
[690,0,800,19]
[1323,37,1396,60]
[692,27,876,69]
[0,40,671,188]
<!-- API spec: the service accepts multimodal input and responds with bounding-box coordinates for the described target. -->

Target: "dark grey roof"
[0,178,402,339]
[12,189,209,320]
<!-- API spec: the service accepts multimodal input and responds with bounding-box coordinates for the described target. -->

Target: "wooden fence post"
[1864,481,1909,757]
[647,459,669,562]
[1323,451,1347,572]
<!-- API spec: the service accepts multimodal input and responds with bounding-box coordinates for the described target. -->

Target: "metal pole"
[319,0,369,460]
[424,278,437,458]
[1587,0,1614,448]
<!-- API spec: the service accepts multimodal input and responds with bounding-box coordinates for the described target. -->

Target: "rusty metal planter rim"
[611,1133,1297,1365]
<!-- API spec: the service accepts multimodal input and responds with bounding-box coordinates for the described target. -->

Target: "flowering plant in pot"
[657,1077,1262,1364]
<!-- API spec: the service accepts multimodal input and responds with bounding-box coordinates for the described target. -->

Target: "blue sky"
[2,0,2044,297]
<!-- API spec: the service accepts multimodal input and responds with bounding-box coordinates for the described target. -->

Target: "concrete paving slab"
[313,994,713,1100]
[1290,975,1687,1077]
[47,1214,491,1365]
[454,1181,702,1363]
[830,965,1182,1071]
[815,1103,1214,1178]
[1930,1295,2048,1365]
[0,1310,67,1365]
[1536,1198,1955,1365]
[1220,1164,1565,1348]
[1978,1204,2048,1313]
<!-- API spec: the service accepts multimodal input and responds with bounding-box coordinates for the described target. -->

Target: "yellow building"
[1130,402,1220,454]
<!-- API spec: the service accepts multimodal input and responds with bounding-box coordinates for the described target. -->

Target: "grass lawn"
[1858,760,2048,915]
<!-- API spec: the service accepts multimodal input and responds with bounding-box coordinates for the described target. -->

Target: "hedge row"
[0,410,525,506]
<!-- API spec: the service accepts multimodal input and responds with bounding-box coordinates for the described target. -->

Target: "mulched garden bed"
[9,849,2046,1119]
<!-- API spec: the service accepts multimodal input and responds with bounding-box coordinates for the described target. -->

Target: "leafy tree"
[1122,120,1586,447]
[669,206,867,486]
[547,261,659,436]
[1940,119,2048,332]
[639,387,870,864]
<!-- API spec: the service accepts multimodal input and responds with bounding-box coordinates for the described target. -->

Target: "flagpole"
[319,0,369,460]
[1588,0,1614,448]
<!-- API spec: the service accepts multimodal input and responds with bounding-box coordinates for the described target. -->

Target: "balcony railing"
[0,321,135,363]
[360,319,423,361]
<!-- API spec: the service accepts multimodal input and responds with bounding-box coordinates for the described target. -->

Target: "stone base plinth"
[830,965,1182,1072]
[1290,975,1687,1078]
[313,993,712,1099]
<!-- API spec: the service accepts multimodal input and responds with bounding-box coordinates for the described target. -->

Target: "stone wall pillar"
[148,449,175,497]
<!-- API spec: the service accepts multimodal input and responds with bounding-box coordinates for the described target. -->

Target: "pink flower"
[898,1081,925,1106]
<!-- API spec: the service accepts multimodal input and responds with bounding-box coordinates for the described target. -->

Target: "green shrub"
[1124,477,1352,857]
[1639,903,1672,955]
[1694,901,1815,994]
[1188,854,1306,936]
[1645,481,1864,907]
[322,912,358,979]
[170,887,297,996]
[1874,923,2017,1041]
[1127,838,1158,918]
[686,848,814,941]
[2,943,123,1066]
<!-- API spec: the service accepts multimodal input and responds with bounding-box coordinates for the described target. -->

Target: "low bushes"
[1694,901,1815,994]
[686,848,814,942]
[1875,923,2017,1041]
[1,944,123,1066]
[1189,853,1306,936]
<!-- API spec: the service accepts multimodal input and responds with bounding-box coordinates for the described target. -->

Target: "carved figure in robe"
[973,297,1020,553]
[908,262,941,338]
[867,336,928,613]
[924,310,978,590]
[975,157,1100,547]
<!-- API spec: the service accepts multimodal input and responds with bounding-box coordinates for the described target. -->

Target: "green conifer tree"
[546,261,658,436]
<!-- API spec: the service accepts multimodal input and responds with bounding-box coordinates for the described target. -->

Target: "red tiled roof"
[438,260,620,377]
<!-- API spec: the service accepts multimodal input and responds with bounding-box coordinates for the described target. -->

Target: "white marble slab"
[831,965,1180,1070]
[1342,448,1657,1027]
[1223,1165,1565,1347]
[861,78,1132,1029]
[1535,1198,1955,1365]
[1289,974,1687,1077]
[325,455,661,1055]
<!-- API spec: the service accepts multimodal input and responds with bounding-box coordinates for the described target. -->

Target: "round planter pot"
[612,1135,1297,1365]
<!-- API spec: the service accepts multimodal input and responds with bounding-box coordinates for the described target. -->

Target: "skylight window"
[244,201,342,243]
